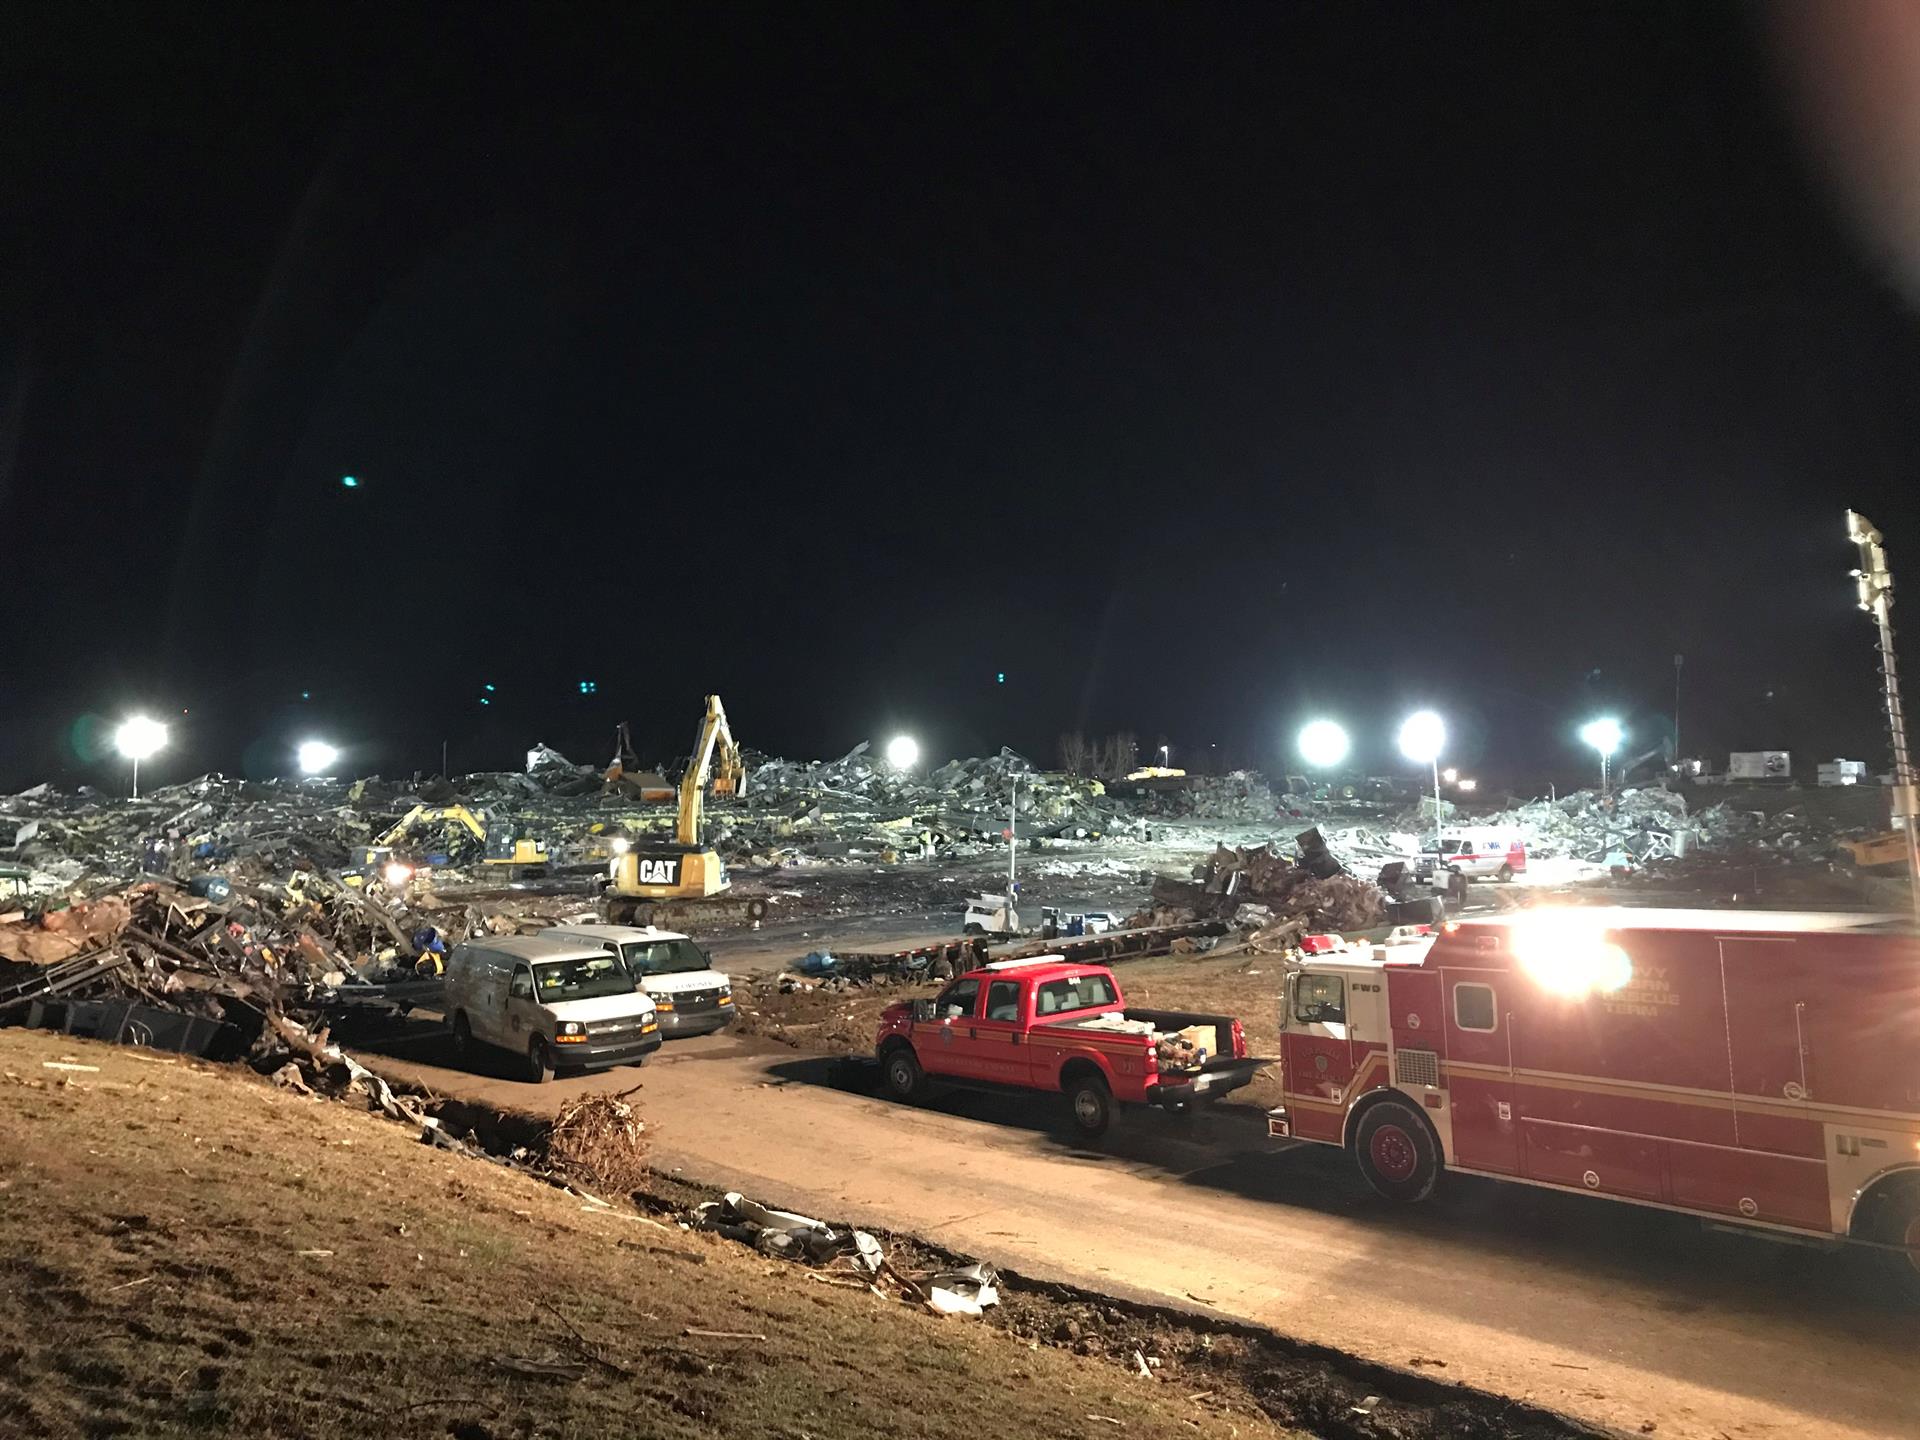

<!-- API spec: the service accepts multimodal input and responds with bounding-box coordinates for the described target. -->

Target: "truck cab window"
[1453,982,1496,1032]
[985,980,1021,1022]
[1292,973,1346,1025]
[1036,974,1117,1016]
[935,978,980,1020]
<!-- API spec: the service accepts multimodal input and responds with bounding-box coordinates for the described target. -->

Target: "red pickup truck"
[873,957,1266,1137]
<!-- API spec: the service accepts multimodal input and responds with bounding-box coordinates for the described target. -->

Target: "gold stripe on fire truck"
[1440,1060,1920,1134]
[1281,1051,1390,1112]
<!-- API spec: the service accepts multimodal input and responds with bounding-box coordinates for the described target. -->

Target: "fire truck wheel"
[1353,1099,1441,1202]
[1858,1179,1920,1299]
[1066,1073,1115,1139]
[883,1046,927,1102]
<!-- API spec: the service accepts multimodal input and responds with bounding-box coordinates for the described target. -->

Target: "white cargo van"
[444,934,660,1082]
[545,923,735,1037]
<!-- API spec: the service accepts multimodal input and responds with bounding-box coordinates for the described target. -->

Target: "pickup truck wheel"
[526,1036,556,1085]
[883,1047,927,1102]
[1353,1099,1440,1202]
[1066,1075,1115,1139]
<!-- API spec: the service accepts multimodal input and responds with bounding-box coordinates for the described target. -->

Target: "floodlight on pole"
[1297,719,1349,770]
[296,740,340,776]
[1398,711,1446,845]
[884,734,920,771]
[1159,744,1171,769]
[1580,717,1624,796]
[1847,509,1920,919]
[114,716,168,799]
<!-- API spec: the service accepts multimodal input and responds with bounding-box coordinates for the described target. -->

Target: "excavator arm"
[675,695,746,847]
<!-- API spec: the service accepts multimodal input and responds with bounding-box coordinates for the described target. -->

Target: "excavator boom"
[675,695,745,846]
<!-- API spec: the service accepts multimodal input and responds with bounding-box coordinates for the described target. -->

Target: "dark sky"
[5,1,1920,792]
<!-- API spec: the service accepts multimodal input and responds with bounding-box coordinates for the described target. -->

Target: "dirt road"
[360,1026,1918,1440]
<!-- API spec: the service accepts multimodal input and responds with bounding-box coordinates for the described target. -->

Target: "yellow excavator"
[602,695,756,924]
[348,804,551,886]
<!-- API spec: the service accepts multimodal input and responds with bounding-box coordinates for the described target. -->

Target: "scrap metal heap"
[1145,839,1389,947]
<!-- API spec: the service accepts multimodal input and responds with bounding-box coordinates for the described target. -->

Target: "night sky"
[6,1,1920,794]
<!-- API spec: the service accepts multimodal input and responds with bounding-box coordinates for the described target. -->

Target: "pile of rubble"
[1469,788,1691,864]
[0,861,534,1062]
[1151,840,1387,939]
[1127,770,1279,823]
[726,744,1127,862]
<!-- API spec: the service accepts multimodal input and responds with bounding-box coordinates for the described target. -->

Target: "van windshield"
[619,938,712,976]
[533,954,637,1001]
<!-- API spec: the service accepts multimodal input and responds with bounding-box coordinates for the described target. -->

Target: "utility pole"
[1007,775,1019,904]
[1673,653,1683,768]
[1847,510,1920,920]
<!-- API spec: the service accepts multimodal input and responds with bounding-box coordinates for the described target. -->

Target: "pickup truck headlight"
[554,1021,587,1043]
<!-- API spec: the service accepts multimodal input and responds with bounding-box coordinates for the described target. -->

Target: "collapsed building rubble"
[1146,840,1390,948]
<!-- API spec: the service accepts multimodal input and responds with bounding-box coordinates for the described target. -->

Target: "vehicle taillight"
[1230,1019,1246,1057]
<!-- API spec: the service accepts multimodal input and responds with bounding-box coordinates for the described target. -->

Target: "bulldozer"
[601,695,764,925]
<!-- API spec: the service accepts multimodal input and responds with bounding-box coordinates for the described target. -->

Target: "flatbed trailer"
[818,920,1230,983]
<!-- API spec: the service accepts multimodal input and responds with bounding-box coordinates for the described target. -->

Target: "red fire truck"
[1269,908,1920,1287]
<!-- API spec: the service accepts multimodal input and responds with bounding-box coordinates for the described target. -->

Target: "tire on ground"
[451,1010,473,1058]
[527,1036,556,1085]
[1855,1175,1920,1303]
[1352,1097,1442,1202]
[882,1045,926,1102]
[1064,1067,1115,1139]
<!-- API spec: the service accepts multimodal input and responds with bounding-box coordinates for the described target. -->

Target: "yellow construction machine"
[602,695,752,924]
[349,804,551,886]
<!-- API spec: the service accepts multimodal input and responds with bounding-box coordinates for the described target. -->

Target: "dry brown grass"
[0,1028,1275,1440]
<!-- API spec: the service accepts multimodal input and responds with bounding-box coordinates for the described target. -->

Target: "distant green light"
[300,691,311,701]
[479,697,490,706]
[996,672,1006,684]
[341,475,359,489]
[484,683,496,693]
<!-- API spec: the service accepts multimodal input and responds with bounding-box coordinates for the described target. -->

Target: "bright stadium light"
[885,734,920,770]
[1581,717,1624,795]
[1398,711,1445,764]
[1297,720,1350,769]
[297,740,340,776]
[114,716,169,798]
[1398,711,1446,847]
